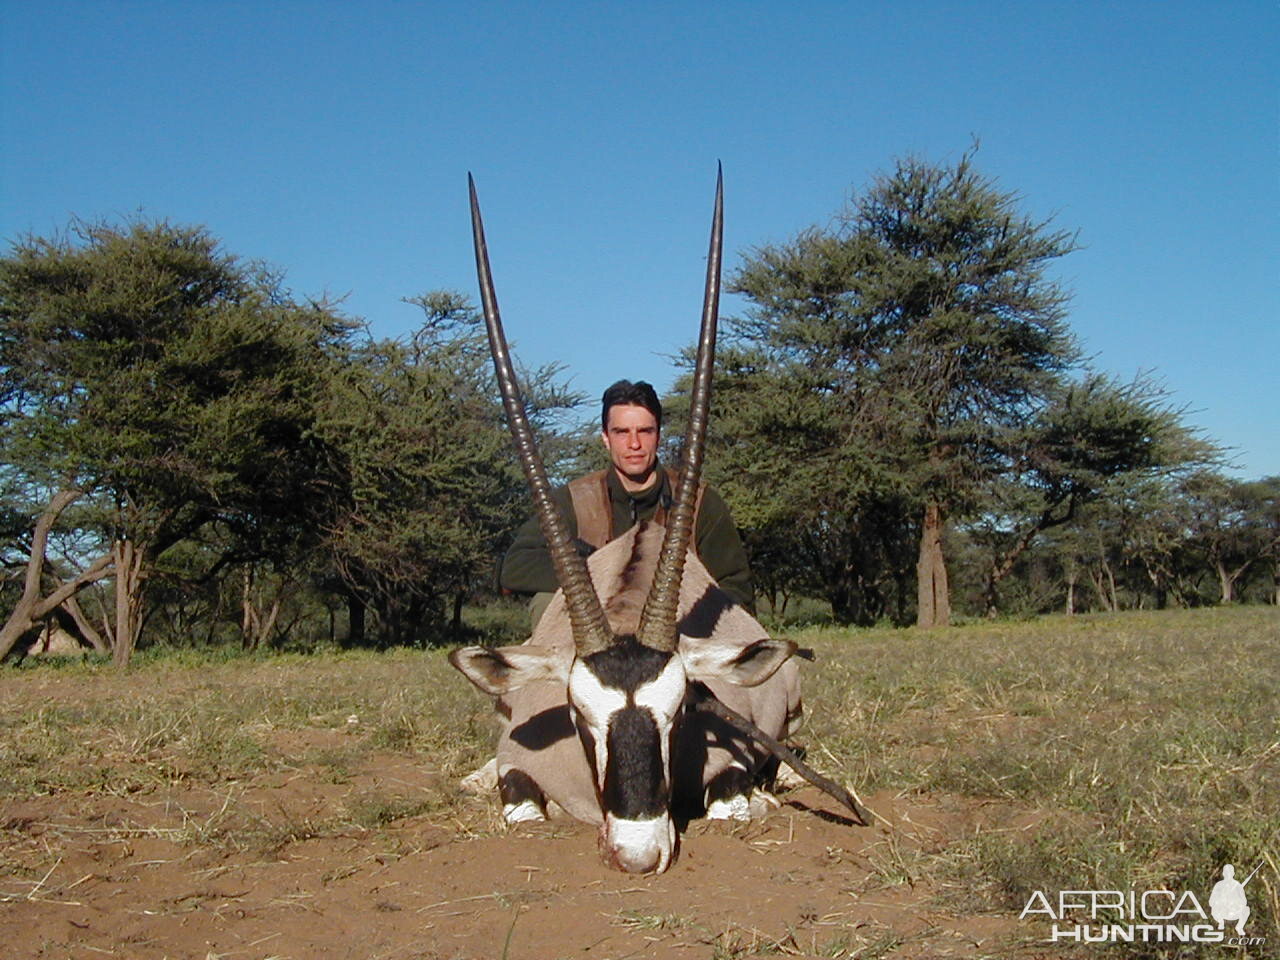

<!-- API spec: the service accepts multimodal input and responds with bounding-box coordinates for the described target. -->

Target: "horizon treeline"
[2,155,1276,664]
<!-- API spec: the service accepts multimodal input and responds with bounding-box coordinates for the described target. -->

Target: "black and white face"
[449,631,797,875]
[567,637,687,874]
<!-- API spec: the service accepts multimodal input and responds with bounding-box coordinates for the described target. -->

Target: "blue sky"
[3,1,1277,477]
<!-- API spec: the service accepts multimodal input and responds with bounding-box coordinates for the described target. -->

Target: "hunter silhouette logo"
[1020,861,1268,946]
[1210,862,1259,935]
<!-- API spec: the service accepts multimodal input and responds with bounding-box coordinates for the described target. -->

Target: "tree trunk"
[241,566,258,649]
[1215,558,1258,606]
[828,580,856,625]
[984,505,1076,620]
[238,567,284,650]
[894,571,909,626]
[257,596,282,649]
[451,592,465,642]
[1216,560,1237,605]
[916,501,950,628]
[1088,564,1115,612]
[828,573,877,627]
[346,592,366,647]
[983,579,1000,619]
[112,539,145,668]
[1065,570,1077,616]
[63,595,110,653]
[0,490,115,661]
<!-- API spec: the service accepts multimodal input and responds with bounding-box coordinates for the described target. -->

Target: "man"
[500,379,754,624]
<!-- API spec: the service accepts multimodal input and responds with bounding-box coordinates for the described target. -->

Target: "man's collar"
[607,462,668,505]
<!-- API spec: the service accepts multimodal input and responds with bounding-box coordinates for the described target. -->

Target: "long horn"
[469,174,613,656]
[636,164,723,651]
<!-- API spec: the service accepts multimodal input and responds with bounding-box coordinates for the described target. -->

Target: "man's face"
[602,404,660,489]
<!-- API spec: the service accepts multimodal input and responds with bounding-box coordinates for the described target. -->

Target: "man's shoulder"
[659,467,720,496]
[566,470,610,509]
[695,481,731,512]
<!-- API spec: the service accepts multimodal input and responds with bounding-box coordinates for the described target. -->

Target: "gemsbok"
[450,170,812,874]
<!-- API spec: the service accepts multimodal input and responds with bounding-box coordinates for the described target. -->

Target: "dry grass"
[796,605,1280,957]
[2,605,1277,958]
[0,647,497,859]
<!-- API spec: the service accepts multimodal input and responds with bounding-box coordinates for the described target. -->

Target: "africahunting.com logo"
[1020,863,1267,947]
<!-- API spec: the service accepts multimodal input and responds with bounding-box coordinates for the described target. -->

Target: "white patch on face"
[633,656,688,722]
[602,813,676,874]
[568,659,627,783]
[569,654,686,796]
[632,656,687,773]
[568,660,628,727]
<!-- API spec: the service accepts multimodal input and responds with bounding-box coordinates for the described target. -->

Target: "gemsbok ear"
[681,637,797,688]
[449,645,569,697]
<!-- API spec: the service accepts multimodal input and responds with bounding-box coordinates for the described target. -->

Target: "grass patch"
[608,907,694,930]
[798,605,1279,953]
[700,919,911,959]
[344,788,436,829]
[3,605,1277,954]
[0,645,497,868]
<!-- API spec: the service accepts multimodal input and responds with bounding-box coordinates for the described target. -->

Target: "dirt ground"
[2,729,1049,960]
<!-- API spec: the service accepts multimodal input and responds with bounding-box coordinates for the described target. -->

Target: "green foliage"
[0,221,584,655]
[1045,471,1280,613]
[686,150,1081,624]
[665,344,917,624]
[3,186,1271,661]
[312,291,582,647]
[671,150,1246,623]
[0,220,348,510]
[1180,472,1280,604]
[971,373,1217,614]
[733,149,1079,477]
[0,219,356,659]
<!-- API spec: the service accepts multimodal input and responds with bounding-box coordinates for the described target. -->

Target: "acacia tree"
[730,150,1079,625]
[665,345,918,624]
[1110,475,1207,608]
[972,373,1212,616]
[0,220,350,665]
[314,292,581,647]
[1246,476,1280,605]
[1181,472,1280,604]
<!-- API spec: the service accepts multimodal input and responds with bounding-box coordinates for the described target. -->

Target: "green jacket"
[499,464,755,614]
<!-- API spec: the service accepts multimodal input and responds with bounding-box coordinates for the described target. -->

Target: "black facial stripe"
[602,707,668,819]
[576,721,599,785]
[582,635,671,693]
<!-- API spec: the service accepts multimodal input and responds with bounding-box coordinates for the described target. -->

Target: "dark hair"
[601,380,662,431]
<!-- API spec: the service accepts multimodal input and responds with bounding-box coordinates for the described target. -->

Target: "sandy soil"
[2,732,1049,960]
